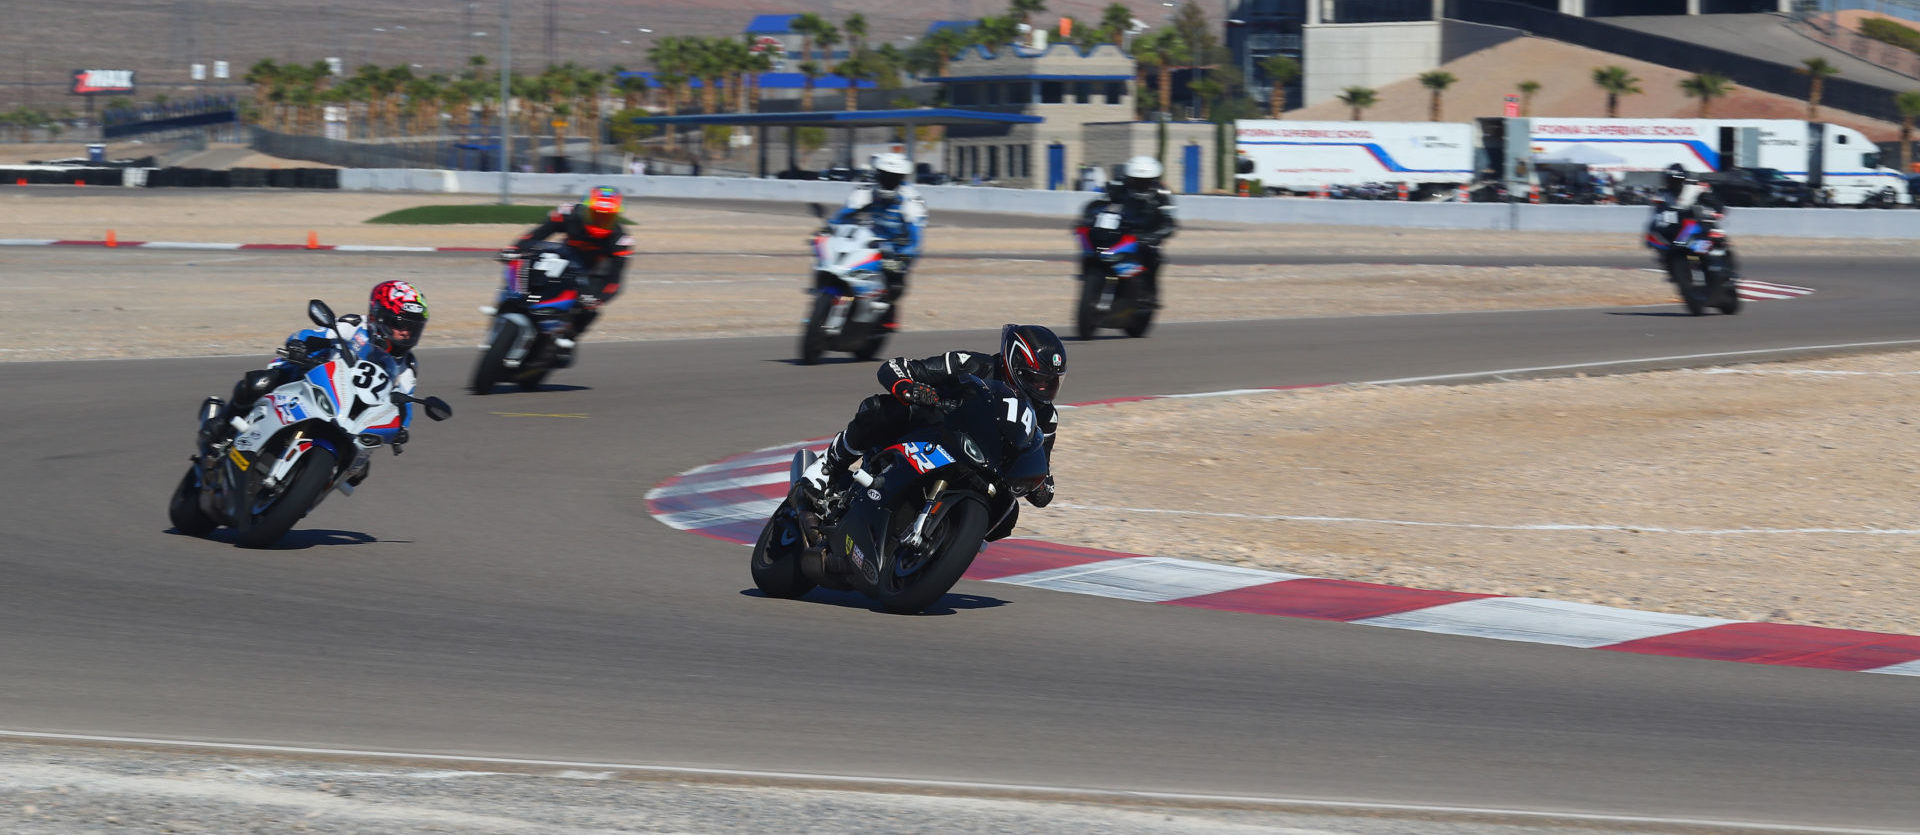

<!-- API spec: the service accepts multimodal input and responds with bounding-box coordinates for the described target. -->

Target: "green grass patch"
[365,204,632,225]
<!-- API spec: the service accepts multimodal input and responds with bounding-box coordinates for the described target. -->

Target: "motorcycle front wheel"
[234,446,336,549]
[1669,255,1706,317]
[873,494,989,615]
[1074,269,1105,341]
[167,466,219,537]
[750,506,816,599]
[798,294,832,365]
[470,317,519,395]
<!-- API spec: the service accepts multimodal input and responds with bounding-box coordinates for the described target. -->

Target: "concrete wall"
[336,169,1920,238]
[1303,21,1442,108]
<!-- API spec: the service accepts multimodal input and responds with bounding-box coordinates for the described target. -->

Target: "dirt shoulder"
[5,192,1913,636]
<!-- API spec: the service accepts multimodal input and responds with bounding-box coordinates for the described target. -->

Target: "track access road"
[4,245,1920,832]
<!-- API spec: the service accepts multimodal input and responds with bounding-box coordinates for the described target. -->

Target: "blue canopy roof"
[744,14,800,35]
[626,107,1043,129]
[926,20,978,36]
[616,71,874,90]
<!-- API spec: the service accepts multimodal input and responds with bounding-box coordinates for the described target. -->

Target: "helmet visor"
[1016,367,1061,403]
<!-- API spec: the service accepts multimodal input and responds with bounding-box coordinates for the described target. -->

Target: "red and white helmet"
[368,279,429,356]
[1000,324,1066,404]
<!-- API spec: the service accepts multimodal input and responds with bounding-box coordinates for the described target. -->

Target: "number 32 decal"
[352,361,391,399]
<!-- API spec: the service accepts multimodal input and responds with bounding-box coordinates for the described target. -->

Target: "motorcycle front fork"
[901,478,947,550]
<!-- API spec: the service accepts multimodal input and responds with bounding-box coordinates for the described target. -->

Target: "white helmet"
[1123,155,1163,179]
[1122,155,1162,198]
[871,152,912,194]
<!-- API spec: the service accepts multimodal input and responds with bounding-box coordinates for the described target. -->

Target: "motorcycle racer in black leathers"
[503,186,633,342]
[809,324,1067,513]
[1079,155,1178,308]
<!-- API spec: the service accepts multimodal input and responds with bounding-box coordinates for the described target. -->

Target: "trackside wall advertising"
[71,69,136,95]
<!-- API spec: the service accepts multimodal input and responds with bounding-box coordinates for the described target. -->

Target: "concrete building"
[933,40,1222,192]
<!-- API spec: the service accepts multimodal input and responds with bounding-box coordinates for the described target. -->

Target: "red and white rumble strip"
[650,428,1920,676]
[0,238,492,253]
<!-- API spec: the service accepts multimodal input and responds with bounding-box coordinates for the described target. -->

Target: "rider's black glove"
[892,380,938,407]
[1028,476,1055,508]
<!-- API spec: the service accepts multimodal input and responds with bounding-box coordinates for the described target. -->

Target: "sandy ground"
[5,192,1918,636]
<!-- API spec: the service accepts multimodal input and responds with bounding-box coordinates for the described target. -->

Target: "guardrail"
[337,169,1920,239]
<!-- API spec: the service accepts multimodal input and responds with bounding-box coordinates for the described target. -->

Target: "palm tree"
[572,67,608,171]
[1419,70,1456,122]
[790,13,826,71]
[1516,79,1540,117]
[969,15,1023,55]
[1101,3,1134,47]
[743,42,775,112]
[1135,30,1189,121]
[243,59,282,128]
[693,37,729,114]
[1897,90,1920,171]
[834,51,872,112]
[612,66,649,111]
[814,27,842,110]
[922,27,966,79]
[649,36,696,149]
[1190,76,1223,121]
[1800,57,1840,120]
[1591,65,1641,118]
[844,13,868,56]
[1337,86,1378,121]
[1009,0,1048,25]
[1259,55,1299,119]
[1678,72,1733,117]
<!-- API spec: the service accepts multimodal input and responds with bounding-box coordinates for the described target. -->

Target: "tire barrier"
[0,167,340,190]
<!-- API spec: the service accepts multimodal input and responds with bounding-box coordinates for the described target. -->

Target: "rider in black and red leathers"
[810,324,1067,510]
[504,185,633,338]
[1079,155,1178,309]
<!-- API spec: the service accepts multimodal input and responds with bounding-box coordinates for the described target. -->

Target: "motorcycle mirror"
[422,396,454,422]
[307,299,336,329]
[807,202,826,219]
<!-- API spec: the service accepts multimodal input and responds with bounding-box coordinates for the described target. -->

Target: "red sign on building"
[1502,93,1520,117]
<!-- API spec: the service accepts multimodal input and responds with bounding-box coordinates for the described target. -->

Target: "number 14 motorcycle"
[750,375,1051,614]
[169,300,453,548]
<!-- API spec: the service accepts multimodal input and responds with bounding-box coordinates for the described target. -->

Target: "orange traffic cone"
[74,179,85,187]
[1528,186,1540,204]
[1396,182,1409,201]
[105,229,117,247]
[14,177,24,186]
[1457,184,1470,202]
[305,231,320,250]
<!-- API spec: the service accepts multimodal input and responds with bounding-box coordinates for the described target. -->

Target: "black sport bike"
[751,375,1050,614]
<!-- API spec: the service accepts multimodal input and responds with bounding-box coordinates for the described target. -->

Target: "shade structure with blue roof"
[615,71,874,91]
[743,14,800,35]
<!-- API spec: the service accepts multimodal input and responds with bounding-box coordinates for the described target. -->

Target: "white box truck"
[1233,120,1476,199]
[1518,117,1907,206]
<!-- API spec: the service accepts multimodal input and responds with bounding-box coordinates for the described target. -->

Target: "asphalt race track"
[5,233,1920,831]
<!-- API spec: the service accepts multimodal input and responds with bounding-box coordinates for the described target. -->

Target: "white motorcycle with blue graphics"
[798,202,894,365]
[169,300,452,548]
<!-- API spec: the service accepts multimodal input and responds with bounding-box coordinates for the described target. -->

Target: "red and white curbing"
[1734,279,1816,301]
[649,393,1919,676]
[0,238,493,253]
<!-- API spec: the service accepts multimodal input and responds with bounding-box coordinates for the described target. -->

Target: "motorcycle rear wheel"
[470,317,518,395]
[750,507,816,599]
[873,495,989,615]
[234,447,336,549]
[798,294,832,365]
[167,466,219,537]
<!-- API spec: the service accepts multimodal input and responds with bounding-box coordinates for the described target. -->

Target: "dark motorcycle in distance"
[751,375,1050,614]
[1646,203,1740,317]
[471,241,589,394]
[798,202,894,364]
[1073,209,1155,340]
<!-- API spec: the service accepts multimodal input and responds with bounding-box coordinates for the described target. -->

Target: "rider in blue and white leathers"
[828,152,927,308]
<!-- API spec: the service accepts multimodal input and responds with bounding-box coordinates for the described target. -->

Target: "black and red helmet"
[368,279,429,356]
[1000,324,1066,404]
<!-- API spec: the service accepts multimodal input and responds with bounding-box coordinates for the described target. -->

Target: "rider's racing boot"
[805,433,858,519]
[553,337,577,369]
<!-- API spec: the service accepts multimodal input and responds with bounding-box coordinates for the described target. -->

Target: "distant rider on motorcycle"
[200,280,430,475]
[1078,155,1177,309]
[808,324,1067,514]
[1646,163,1738,277]
[827,152,927,308]
[503,185,634,349]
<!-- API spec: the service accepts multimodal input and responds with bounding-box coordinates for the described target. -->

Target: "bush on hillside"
[1861,17,1920,53]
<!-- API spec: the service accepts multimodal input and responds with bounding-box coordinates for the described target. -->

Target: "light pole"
[499,0,512,204]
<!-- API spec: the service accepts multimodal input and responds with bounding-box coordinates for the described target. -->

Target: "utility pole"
[500,0,512,204]
[545,0,557,69]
